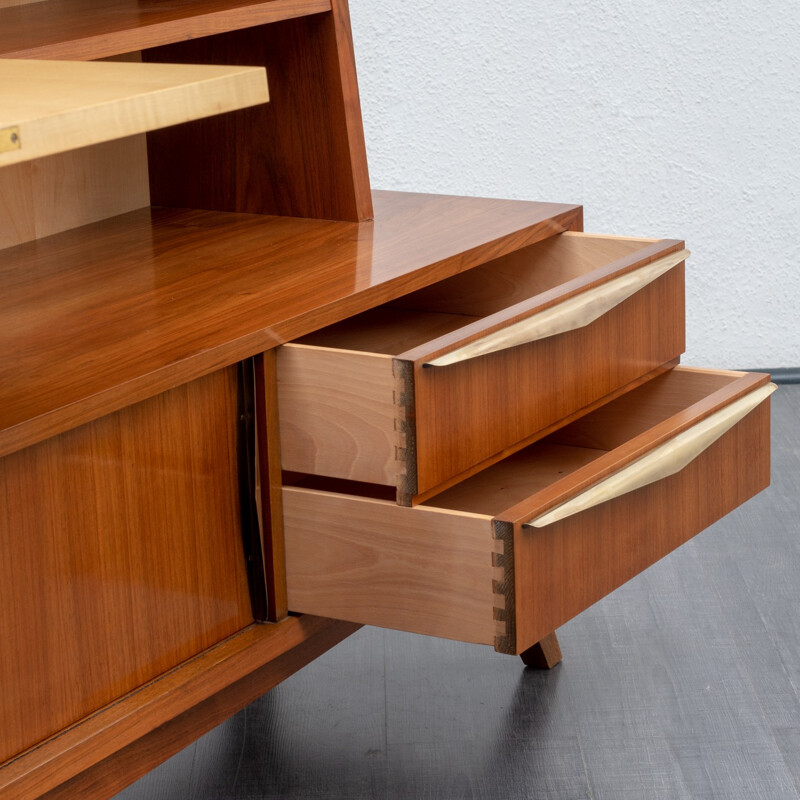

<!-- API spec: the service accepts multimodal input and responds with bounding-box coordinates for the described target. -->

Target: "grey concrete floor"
[117,383,800,800]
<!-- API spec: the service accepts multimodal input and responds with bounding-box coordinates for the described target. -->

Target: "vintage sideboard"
[0,1,772,797]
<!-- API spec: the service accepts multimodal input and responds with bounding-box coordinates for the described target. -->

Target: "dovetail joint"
[492,520,516,655]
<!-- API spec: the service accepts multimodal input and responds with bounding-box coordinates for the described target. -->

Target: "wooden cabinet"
[0,2,772,798]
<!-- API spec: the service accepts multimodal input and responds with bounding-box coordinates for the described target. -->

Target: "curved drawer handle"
[424,249,690,367]
[525,382,776,529]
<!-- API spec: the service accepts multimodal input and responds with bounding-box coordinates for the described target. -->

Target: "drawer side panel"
[277,345,405,487]
[283,488,496,644]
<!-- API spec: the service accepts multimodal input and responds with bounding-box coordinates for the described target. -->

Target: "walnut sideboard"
[0,1,772,798]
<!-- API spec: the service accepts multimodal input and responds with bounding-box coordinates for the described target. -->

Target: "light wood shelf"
[0,58,268,166]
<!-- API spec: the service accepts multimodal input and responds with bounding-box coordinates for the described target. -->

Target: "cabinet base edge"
[0,616,360,800]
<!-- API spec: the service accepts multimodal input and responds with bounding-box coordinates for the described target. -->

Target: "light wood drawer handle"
[525,382,776,528]
[423,249,690,367]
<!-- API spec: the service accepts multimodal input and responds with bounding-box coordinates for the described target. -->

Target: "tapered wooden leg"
[520,631,562,669]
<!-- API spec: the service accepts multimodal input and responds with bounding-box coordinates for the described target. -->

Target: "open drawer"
[282,367,774,655]
[277,231,688,502]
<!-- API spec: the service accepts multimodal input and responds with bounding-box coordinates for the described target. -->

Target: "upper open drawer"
[278,231,689,501]
[283,367,774,655]
[0,58,268,166]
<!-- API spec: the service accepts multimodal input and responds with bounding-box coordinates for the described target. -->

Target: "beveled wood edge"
[410,359,680,506]
[0,616,359,800]
[497,368,773,526]
[398,237,686,365]
[0,0,332,60]
[0,200,582,460]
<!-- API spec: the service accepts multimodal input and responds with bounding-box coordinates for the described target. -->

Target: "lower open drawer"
[283,367,773,655]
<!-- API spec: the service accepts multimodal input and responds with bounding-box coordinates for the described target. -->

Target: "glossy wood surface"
[509,394,770,652]
[0,617,360,800]
[0,0,330,60]
[0,366,253,763]
[0,192,581,459]
[145,1,371,221]
[0,59,268,167]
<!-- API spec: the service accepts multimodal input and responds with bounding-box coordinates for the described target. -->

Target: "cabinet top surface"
[0,191,580,457]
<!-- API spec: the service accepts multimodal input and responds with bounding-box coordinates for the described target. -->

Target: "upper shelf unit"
[0,0,330,60]
[0,58,268,166]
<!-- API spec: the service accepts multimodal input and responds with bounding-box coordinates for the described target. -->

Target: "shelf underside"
[0,0,331,60]
[0,59,268,165]
[0,191,581,458]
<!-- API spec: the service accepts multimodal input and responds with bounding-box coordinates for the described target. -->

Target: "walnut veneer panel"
[0,618,359,800]
[0,366,253,763]
[0,192,581,458]
[0,0,330,60]
[145,0,372,221]
[507,394,771,651]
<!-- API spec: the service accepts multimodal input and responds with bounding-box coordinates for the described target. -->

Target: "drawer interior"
[295,232,660,355]
[283,365,771,653]
[292,366,745,514]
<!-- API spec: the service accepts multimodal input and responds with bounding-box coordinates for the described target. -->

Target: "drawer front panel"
[507,395,771,653]
[412,264,685,495]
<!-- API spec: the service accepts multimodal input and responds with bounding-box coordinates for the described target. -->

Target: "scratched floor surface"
[117,383,800,800]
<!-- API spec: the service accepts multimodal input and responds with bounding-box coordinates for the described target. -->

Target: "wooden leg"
[520,631,562,669]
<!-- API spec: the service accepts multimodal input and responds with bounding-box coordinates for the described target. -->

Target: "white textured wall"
[349,0,800,368]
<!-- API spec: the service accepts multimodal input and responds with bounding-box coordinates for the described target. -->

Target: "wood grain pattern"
[277,345,406,486]
[0,137,150,249]
[0,59,268,166]
[0,366,253,763]
[508,397,771,652]
[409,267,685,495]
[392,230,659,317]
[0,0,47,8]
[282,369,772,655]
[144,2,372,221]
[408,360,678,506]
[0,192,581,459]
[0,0,331,60]
[0,617,360,800]
[286,234,685,496]
[283,488,497,645]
